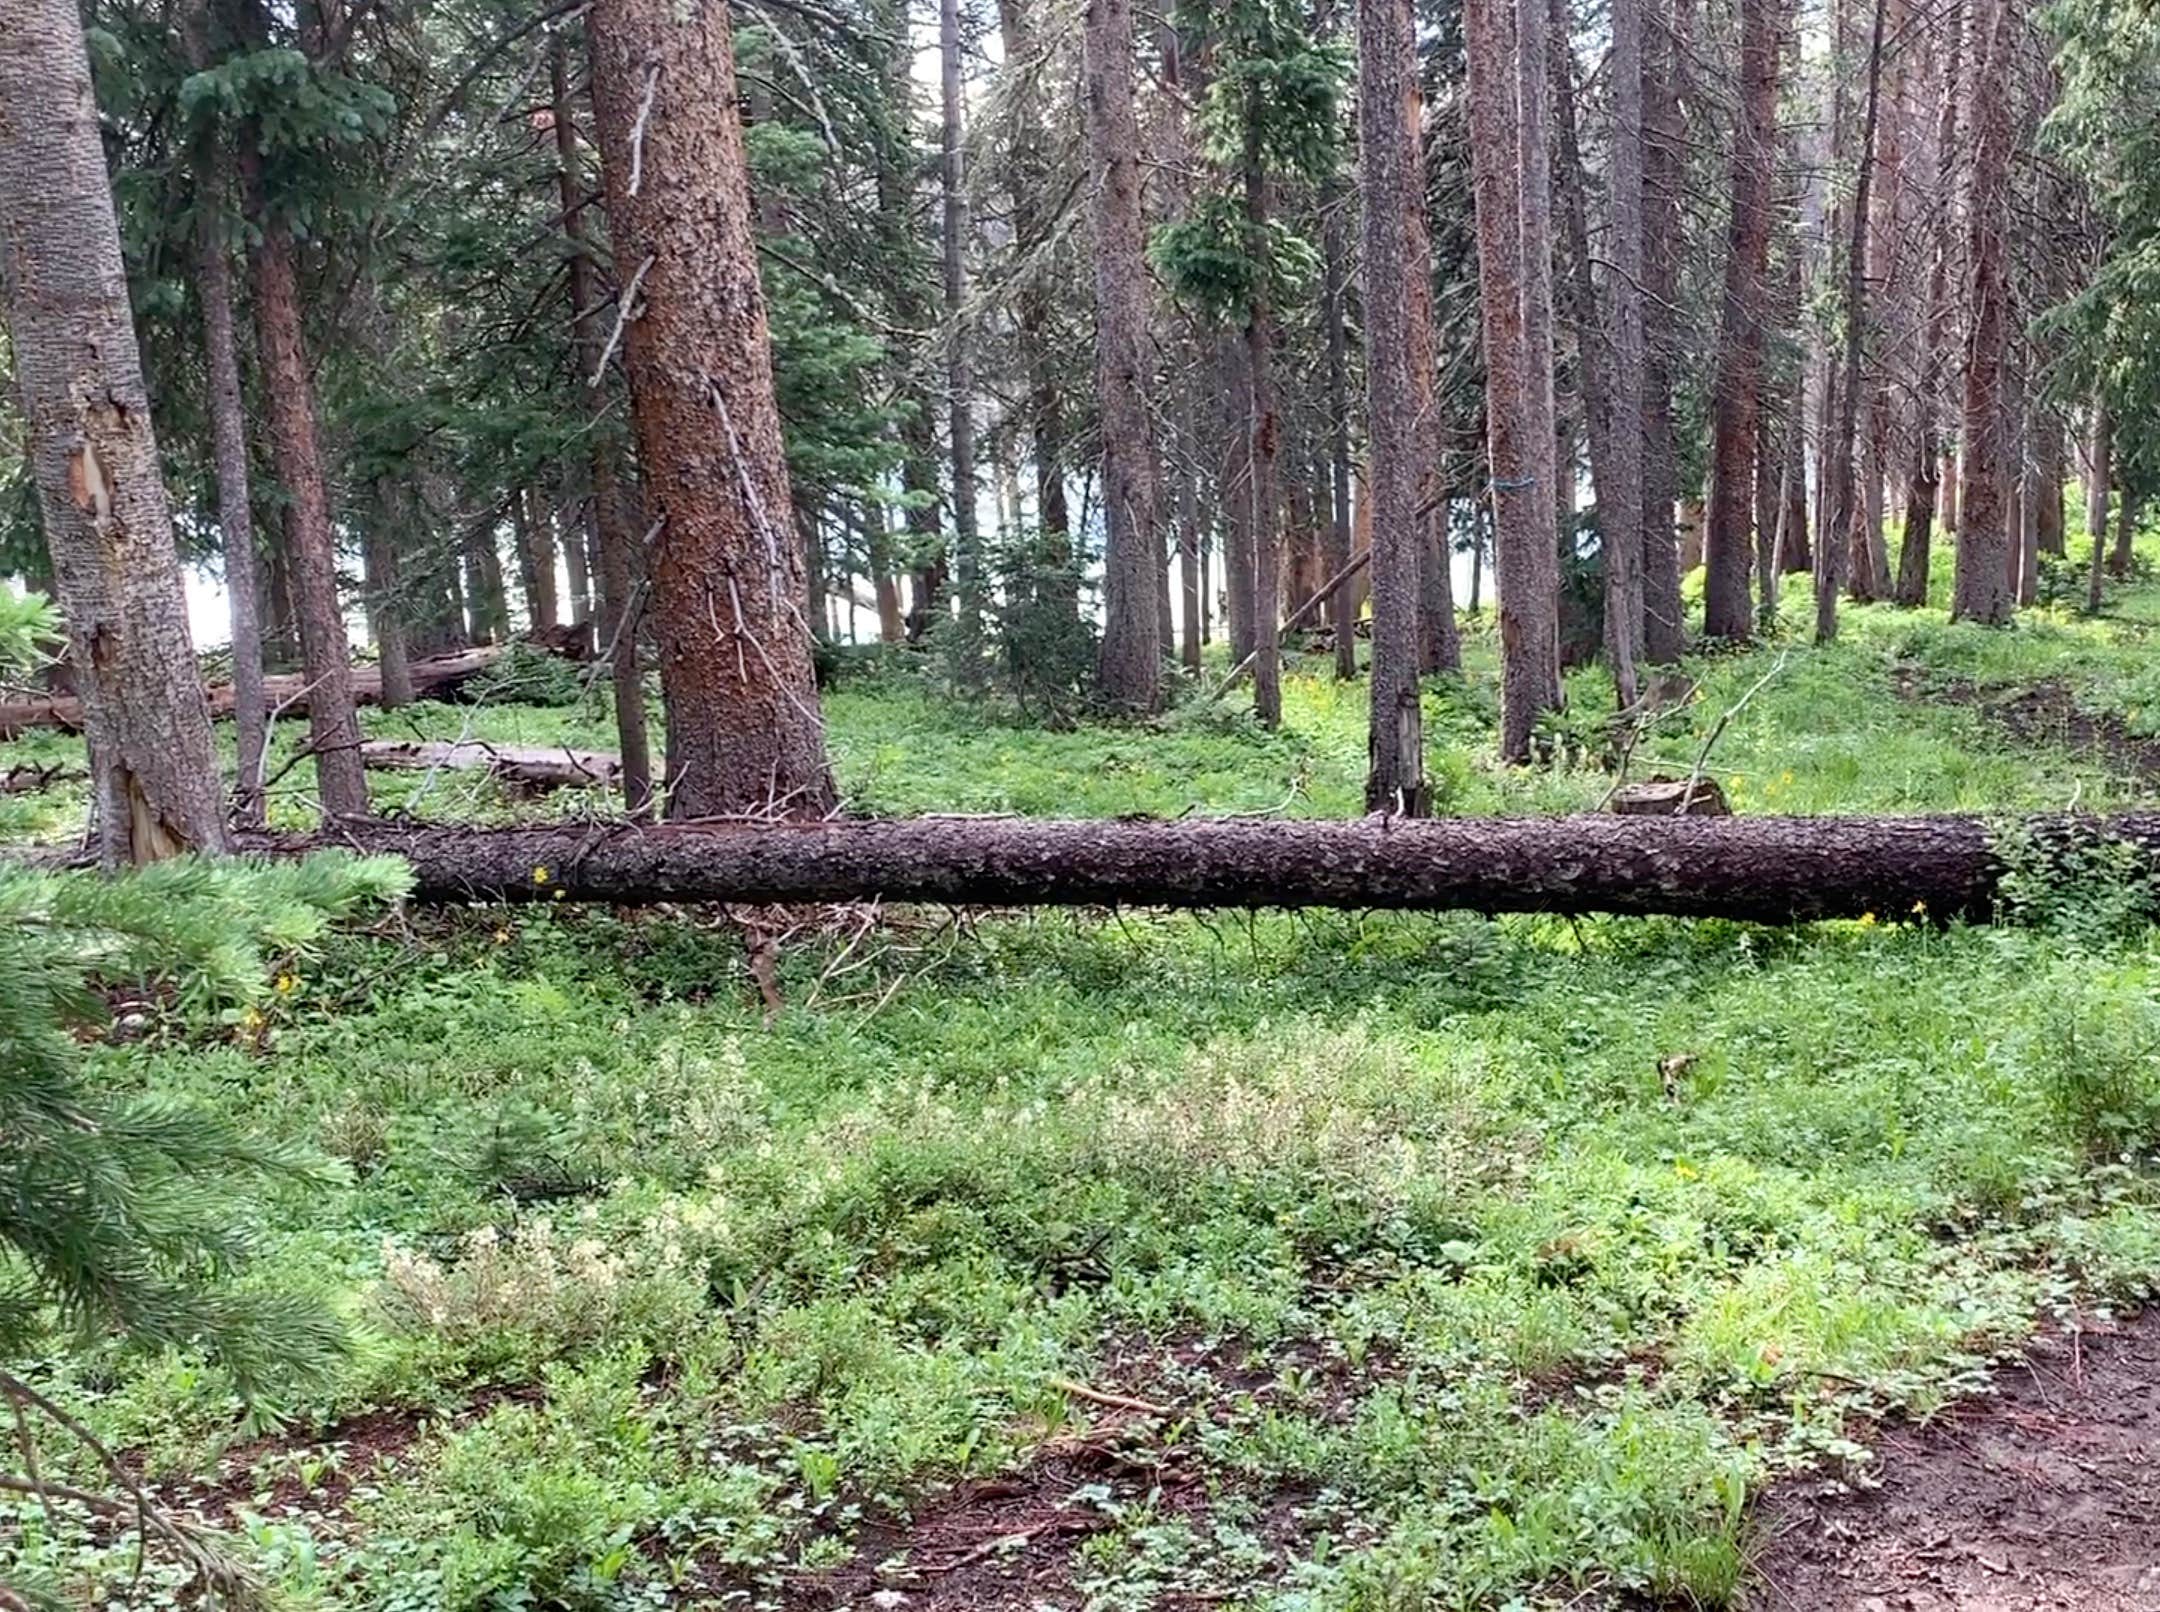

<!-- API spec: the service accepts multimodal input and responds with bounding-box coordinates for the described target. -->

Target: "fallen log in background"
[243,812,2160,924]
[360,739,630,792]
[0,647,513,739]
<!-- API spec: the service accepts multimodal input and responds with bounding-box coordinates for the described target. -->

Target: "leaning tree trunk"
[236,146,369,819]
[0,0,227,865]
[552,37,653,815]
[1950,0,2017,626]
[1465,0,1562,761]
[1359,0,1432,813]
[181,0,268,827]
[247,811,2160,929]
[1702,0,1781,641]
[586,0,835,818]
[1085,0,1162,713]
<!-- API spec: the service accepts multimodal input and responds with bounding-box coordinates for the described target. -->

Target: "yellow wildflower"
[1858,912,1878,928]
[532,865,552,885]
[274,973,300,994]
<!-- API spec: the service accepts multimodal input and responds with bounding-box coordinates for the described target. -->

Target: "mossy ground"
[7,538,2160,1609]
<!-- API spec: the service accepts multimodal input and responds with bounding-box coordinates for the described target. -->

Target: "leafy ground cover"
[7,544,2160,1609]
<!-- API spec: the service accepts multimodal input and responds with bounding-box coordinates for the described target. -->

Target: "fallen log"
[2,761,83,795]
[0,647,510,739]
[223,811,2160,924]
[360,739,628,792]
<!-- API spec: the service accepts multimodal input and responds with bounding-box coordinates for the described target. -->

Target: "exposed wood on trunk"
[0,0,229,865]
[226,812,2160,927]
[587,0,835,818]
[1084,0,1161,713]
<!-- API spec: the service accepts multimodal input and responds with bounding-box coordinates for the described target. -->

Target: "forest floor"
[7,546,2160,1610]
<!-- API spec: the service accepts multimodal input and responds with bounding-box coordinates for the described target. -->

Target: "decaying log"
[218,811,2160,924]
[360,740,628,792]
[0,647,512,739]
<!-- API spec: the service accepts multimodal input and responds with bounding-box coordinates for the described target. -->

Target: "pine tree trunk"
[2085,398,2111,615]
[2113,491,2140,580]
[1320,177,1357,684]
[1638,0,1689,662]
[1950,0,2017,625]
[1551,0,1640,706]
[1896,8,1960,607]
[1085,0,1161,712]
[1703,0,1780,640]
[1360,0,1432,811]
[1240,113,1284,731]
[181,0,268,828]
[938,0,983,664]
[1402,95,1460,680]
[0,0,228,864]
[1608,0,1650,679]
[237,148,369,819]
[1467,0,1563,761]
[516,486,561,630]
[587,0,834,817]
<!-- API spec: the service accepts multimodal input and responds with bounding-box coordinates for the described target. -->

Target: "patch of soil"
[1748,1311,2160,1611]
[1903,674,2160,786]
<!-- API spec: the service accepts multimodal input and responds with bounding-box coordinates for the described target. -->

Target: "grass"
[7,536,2160,1609]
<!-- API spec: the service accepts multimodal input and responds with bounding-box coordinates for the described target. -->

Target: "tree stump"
[1608,776,1731,817]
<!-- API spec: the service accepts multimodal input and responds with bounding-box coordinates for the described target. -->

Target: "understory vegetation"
[7,551,2160,1609]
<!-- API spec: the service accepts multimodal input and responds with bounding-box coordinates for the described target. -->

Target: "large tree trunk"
[181,0,268,829]
[552,37,654,815]
[938,0,984,664]
[997,0,1073,598]
[1638,0,1689,662]
[1551,0,1640,708]
[1950,0,2017,625]
[1085,0,1161,713]
[514,486,561,632]
[236,150,369,819]
[1320,177,1358,684]
[1403,112,1460,681]
[2085,398,2112,615]
[1817,0,1889,641]
[1608,0,1650,683]
[1466,0,1563,761]
[0,0,228,865]
[1702,0,1781,640]
[243,811,2160,927]
[1896,6,1961,608]
[1359,0,1432,813]
[587,0,835,818]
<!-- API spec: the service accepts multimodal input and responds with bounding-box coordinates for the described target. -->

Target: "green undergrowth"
[8,556,2160,1609]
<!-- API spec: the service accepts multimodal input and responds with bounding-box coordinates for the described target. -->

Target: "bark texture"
[938,0,983,656]
[553,37,654,814]
[1950,0,2017,625]
[0,0,228,865]
[1638,0,1689,661]
[1358,0,1431,813]
[1466,0,1563,761]
[587,0,835,818]
[240,812,2160,927]
[1702,0,1780,640]
[1084,0,1161,712]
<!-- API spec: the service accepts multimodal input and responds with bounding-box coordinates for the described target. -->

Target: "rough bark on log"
[221,812,2160,925]
[0,648,508,739]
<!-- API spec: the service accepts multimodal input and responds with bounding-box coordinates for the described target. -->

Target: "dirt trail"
[1748,1311,2160,1611]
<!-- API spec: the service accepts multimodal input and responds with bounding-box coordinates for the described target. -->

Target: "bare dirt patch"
[1747,1311,2160,1611]
[1901,674,2160,787]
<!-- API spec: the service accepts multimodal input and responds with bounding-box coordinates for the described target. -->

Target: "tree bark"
[1466,0,1563,761]
[1817,0,1888,641]
[1240,113,1284,731]
[2086,398,2111,615]
[1702,0,1781,640]
[552,37,653,814]
[235,811,2160,927]
[1950,0,2017,625]
[1551,0,1640,707]
[1896,5,1961,607]
[1085,0,1161,713]
[1638,0,1689,662]
[1321,176,1357,684]
[1360,0,1432,812]
[0,0,228,864]
[236,149,368,818]
[515,485,561,631]
[938,0,984,663]
[587,0,835,818]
